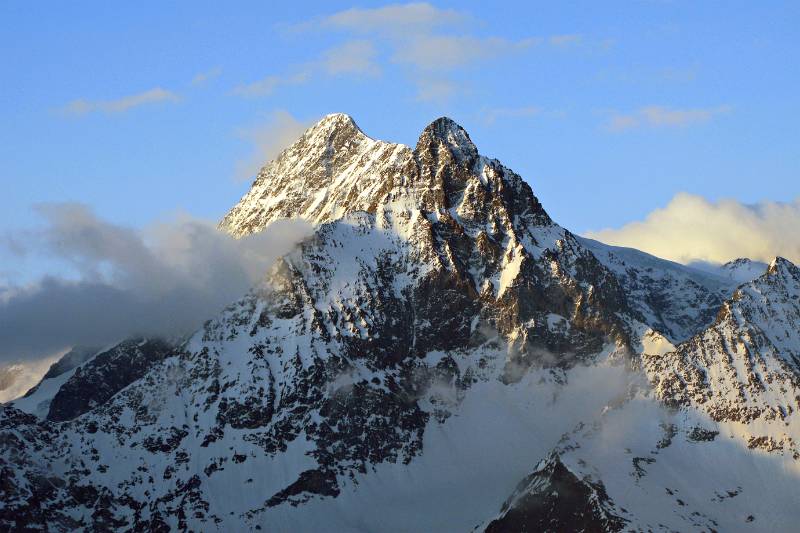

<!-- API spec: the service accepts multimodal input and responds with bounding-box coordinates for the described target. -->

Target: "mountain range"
[2,114,798,532]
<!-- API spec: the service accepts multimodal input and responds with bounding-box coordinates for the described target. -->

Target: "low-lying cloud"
[0,203,313,363]
[585,192,800,265]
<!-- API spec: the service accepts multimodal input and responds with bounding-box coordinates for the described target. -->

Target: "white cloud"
[607,105,731,131]
[234,110,312,182]
[281,3,574,102]
[549,34,582,46]
[62,88,180,115]
[319,2,464,35]
[484,106,541,125]
[321,40,380,76]
[585,193,800,265]
[414,78,458,102]
[0,351,65,402]
[0,203,313,362]
[232,40,379,98]
[232,70,311,97]
[191,67,222,86]
[393,35,536,71]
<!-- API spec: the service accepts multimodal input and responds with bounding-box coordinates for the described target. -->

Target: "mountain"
[2,114,798,532]
[12,339,175,421]
[578,237,741,343]
[644,257,800,457]
[718,257,770,283]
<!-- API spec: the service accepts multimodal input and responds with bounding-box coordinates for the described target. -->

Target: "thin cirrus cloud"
[414,78,458,103]
[549,34,582,47]
[320,40,381,76]
[255,3,575,102]
[233,71,311,98]
[317,2,464,34]
[607,105,731,131]
[483,106,541,125]
[584,193,800,265]
[391,35,537,71]
[191,67,223,86]
[233,40,379,97]
[61,87,181,116]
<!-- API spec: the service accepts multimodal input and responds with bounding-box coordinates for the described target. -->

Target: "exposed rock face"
[15,346,99,401]
[2,114,799,532]
[45,339,175,422]
[40,346,99,382]
[483,453,627,533]
[579,237,739,343]
[222,114,633,375]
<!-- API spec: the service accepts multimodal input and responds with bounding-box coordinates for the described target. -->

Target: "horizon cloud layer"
[585,193,800,265]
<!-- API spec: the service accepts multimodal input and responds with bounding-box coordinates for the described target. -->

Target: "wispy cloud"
[61,88,180,116]
[483,106,541,125]
[585,193,800,264]
[392,35,536,71]
[549,34,582,47]
[414,78,458,102]
[233,40,379,97]
[320,40,381,76]
[607,105,731,131]
[234,110,312,182]
[191,67,222,86]
[271,3,578,102]
[316,2,465,34]
[233,71,311,97]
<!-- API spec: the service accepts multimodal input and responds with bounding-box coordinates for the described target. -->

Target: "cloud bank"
[585,193,800,265]
[0,204,313,363]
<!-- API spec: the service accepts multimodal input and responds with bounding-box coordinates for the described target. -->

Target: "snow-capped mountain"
[718,257,771,284]
[578,237,741,343]
[644,257,800,457]
[2,114,798,532]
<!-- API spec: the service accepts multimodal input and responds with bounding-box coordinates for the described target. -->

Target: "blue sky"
[2,1,799,280]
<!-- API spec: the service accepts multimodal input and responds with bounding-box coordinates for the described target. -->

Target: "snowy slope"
[11,339,173,421]
[2,114,799,532]
[579,237,740,343]
[643,257,800,459]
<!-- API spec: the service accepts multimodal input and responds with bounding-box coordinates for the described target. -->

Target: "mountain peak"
[220,112,552,236]
[311,112,359,131]
[302,112,365,143]
[416,116,478,163]
[767,256,799,278]
[718,257,767,284]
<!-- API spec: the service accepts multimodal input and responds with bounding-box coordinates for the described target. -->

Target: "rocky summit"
[2,114,799,532]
